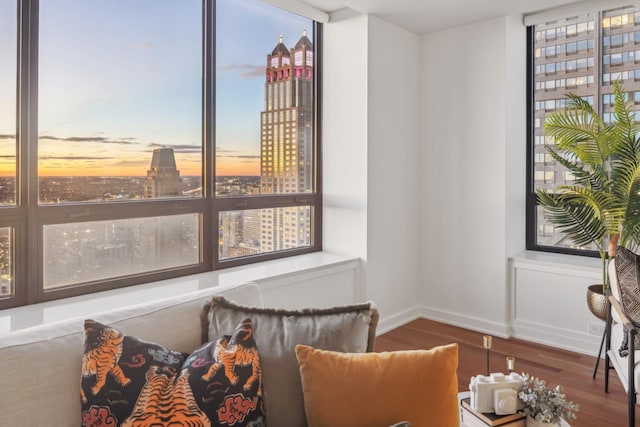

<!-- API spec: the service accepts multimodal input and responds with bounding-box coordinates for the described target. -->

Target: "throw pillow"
[80,318,265,426]
[201,297,379,427]
[295,343,459,427]
[615,246,640,323]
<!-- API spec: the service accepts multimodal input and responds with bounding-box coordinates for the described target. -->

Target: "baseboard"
[376,306,422,335]
[379,306,602,357]
[421,306,511,338]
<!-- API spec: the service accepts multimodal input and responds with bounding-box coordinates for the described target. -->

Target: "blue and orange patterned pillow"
[80,318,265,427]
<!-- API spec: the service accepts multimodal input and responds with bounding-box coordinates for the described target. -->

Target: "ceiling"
[301,0,585,34]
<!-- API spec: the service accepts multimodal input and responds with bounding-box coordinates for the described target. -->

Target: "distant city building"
[260,31,314,252]
[145,147,181,198]
[533,8,640,248]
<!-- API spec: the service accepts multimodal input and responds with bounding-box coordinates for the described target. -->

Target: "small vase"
[526,416,559,427]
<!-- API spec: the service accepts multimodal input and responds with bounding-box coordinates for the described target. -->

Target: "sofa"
[0,282,266,426]
[0,281,460,427]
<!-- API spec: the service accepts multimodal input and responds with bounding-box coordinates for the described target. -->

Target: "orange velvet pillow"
[295,343,459,427]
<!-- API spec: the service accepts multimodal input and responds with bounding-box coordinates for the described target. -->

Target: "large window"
[0,0,321,308]
[527,6,639,255]
[216,0,318,261]
[1,0,17,299]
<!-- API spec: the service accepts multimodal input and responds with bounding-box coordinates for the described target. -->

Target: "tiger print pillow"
[81,318,265,427]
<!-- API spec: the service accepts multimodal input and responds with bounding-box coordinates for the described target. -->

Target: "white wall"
[323,11,422,332]
[419,16,602,355]
[322,9,600,355]
[504,16,527,260]
[420,16,513,336]
[366,16,422,331]
[322,11,369,263]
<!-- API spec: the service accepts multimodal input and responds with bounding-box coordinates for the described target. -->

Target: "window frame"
[525,15,601,259]
[0,0,323,309]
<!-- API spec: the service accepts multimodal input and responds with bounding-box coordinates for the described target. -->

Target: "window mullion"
[17,0,40,306]
[204,0,215,270]
[596,9,603,117]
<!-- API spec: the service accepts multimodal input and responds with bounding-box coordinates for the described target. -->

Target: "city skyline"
[0,0,312,177]
[533,7,640,251]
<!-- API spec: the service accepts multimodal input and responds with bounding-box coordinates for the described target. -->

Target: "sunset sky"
[0,0,311,177]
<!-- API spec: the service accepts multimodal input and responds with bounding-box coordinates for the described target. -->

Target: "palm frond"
[618,162,640,249]
[540,82,640,268]
[612,80,637,149]
[545,146,589,182]
[536,190,606,247]
[545,93,612,166]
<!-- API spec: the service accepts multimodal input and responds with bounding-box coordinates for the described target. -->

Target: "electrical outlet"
[588,321,605,336]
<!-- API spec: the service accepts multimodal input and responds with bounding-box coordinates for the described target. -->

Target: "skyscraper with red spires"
[260,30,313,252]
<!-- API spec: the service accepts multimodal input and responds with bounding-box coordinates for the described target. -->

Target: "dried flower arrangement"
[517,373,579,424]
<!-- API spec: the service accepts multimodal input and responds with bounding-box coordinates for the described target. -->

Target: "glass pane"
[0,1,17,205]
[43,214,200,289]
[38,0,202,204]
[533,12,598,251]
[0,227,12,296]
[219,207,312,260]
[216,0,314,196]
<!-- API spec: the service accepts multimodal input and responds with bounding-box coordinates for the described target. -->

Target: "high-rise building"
[145,147,182,198]
[260,31,314,252]
[532,7,640,249]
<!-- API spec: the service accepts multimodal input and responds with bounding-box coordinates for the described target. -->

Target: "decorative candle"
[483,335,492,375]
[506,356,515,373]
[483,335,492,349]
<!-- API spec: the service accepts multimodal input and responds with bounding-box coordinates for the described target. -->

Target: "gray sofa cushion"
[201,296,379,427]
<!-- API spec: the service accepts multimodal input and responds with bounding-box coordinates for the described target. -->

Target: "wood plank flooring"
[375,318,632,427]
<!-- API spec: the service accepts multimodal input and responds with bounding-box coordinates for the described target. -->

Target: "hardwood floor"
[375,318,632,427]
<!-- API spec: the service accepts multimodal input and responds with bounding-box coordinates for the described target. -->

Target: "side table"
[456,391,571,427]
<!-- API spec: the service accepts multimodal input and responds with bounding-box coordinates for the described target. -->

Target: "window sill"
[510,250,601,277]
[0,251,359,336]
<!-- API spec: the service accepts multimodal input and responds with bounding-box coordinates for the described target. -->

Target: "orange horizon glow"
[0,161,260,177]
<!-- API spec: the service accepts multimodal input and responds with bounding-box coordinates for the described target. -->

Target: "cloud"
[216,147,236,154]
[148,143,201,154]
[215,147,259,160]
[219,63,264,80]
[39,155,117,161]
[39,135,137,145]
[112,159,149,167]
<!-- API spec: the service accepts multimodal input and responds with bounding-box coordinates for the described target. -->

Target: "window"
[0,0,16,298]
[527,6,639,256]
[1,0,322,308]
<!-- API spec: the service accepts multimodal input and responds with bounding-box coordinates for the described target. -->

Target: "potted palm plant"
[536,80,640,318]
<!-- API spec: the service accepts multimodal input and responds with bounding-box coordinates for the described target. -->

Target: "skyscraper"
[260,31,314,252]
[532,7,640,249]
[145,147,182,198]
